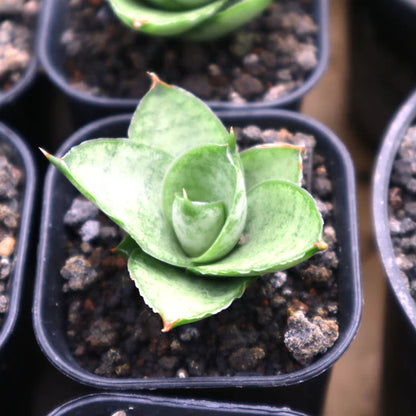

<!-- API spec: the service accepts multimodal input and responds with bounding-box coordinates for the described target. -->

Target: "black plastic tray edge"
[37,0,329,111]
[47,393,308,416]
[372,88,416,331]
[0,123,37,351]
[33,109,362,390]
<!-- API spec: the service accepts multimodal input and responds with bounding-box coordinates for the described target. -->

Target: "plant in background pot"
[38,0,329,126]
[373,88,416,416]
[41,73,327,332]
[34,77,361,416]
[106,0,272,41]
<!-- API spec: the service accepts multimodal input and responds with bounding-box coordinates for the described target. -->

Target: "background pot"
[348,0,416,146]
[0,123,37,414]
[0,2,47,144]
[33,110,361,416]
[38,0,329,126]
[47,393,309,416]
[373,88,416,416]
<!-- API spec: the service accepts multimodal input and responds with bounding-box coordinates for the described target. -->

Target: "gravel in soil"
[60,127,339,378]
[62,0,318,102]
[0,150,23,327]
[0,0,39,92]
[389,125,416,301]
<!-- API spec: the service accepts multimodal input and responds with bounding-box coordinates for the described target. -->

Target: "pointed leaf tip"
[133,19,148,29]
[314,240,328,251]
[147,72,171,90]
[161,317,180,332]
[39,147,51,158]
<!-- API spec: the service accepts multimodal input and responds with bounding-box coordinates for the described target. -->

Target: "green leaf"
[189,180,326,276]
[184,0,273,41]
[128,247,254,331]
[241,144,304,191]
[44,140,194,268]
[162,142,247,263]
[172,190,226,257]
[128,74,229,158]
[107,0,226,36]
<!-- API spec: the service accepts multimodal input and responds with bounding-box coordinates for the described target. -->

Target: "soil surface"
[0,0,39,92]
[60,128,339,378]
[389,125,416,302]
[0,148,23,328]
[62,0,318,102]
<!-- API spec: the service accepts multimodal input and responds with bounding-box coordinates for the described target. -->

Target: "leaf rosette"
[107,0,273,40]
[42,73,326,331]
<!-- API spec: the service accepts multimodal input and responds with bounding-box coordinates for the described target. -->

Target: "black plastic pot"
[47,393,308,416]
[373,88,416,416]
[38,0,329,125]
[0,2,57,155]
[348,0,416,145]
[0,123,37,414]
[0,123,37,356]
[33,110,361,416]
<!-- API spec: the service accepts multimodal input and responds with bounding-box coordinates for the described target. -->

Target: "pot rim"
[372,88,416,331]
[37,0,329,111]
[33,109,362,390]
[0,122,37,351]
[47,392,308,416]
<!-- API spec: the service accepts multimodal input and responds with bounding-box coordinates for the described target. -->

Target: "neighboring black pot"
[47,393,309,416]
[373,89,416,416]
[0,123,37,414]
[38,0,329,125]
[0,1,50,146]
[348,0,416,146]
[33,110,362,416]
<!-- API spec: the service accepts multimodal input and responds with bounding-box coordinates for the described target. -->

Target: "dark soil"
[0,0,39,92]
[0,148,23,328]
[389,125,416,301]
[60,127,339,379]
[62,0,318,102]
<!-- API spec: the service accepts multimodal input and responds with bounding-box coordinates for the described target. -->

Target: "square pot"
[38,0,329,125]
[47,393,309,416]
[373,88,416,415]
[0,122,38,414]
[34,110,361,416]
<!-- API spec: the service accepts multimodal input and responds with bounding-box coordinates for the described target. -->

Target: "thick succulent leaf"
[184,0,273,41]
[43,140,194,268]
[162,142,247,263]
[128,74,229,158]
[172,191,226,257]
[107,0,226,36]
[189,180,326,276]
[128,247,254,331]
[241,144,303,191]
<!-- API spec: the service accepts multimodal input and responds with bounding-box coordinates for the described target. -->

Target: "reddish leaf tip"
[314,240,328,251]
[161,317,181,333]
[39,147,51,158]
[147,72,171,90]
[133,19,148,28]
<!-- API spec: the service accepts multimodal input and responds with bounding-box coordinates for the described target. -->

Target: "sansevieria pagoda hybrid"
[41,73,327,331]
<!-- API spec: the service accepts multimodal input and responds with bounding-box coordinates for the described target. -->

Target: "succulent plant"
[107,0,272,40]
[41,73,326,331]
